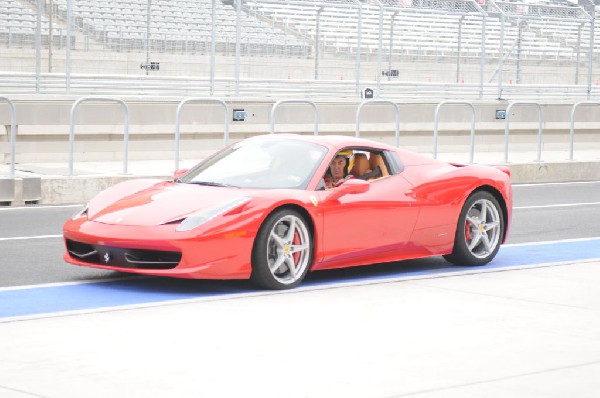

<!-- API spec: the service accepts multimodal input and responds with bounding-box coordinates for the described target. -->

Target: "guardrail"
[0,96,17,177]
[504,101,543,163]
[355,100,400,147]
[7,96,600,179]
[269,99,319,135]
[174,98,230,170]
[569,101,600,161]
[1,73,597,101]
[69,97,130,176]
[433,101,476,163]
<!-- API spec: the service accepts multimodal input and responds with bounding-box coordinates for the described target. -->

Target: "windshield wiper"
[189,181,237,188]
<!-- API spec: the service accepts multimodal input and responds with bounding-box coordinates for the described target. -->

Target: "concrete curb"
[506,160,600,184]
[39,174,170,205]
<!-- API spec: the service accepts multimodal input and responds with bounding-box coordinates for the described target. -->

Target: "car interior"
[351,151,390,181]
[316,148,393,191]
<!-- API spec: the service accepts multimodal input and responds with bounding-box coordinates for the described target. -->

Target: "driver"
[324,150,354,189]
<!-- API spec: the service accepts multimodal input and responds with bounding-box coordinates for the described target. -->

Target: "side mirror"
[327,178,369,201]
[173,169,189,181]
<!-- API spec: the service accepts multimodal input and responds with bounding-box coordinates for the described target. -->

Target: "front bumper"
[63,218,256,280]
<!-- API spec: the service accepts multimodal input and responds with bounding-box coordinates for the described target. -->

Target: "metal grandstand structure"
[0,0,597,99]
[484,0,595,97]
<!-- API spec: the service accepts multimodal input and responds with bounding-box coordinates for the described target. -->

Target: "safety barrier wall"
[2,96,600,176]
[0,96,34,205]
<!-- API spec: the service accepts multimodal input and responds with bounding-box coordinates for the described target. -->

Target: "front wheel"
[251,209,313,290]
[444,191,504,266]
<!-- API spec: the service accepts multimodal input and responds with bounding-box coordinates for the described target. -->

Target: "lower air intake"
[66,239,181,270]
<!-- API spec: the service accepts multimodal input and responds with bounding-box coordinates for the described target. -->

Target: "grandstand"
[1,0,599,206]
[0,0,597,94]
[50,0,308,55]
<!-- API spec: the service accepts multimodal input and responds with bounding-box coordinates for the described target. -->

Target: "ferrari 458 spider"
[63,134,512,289]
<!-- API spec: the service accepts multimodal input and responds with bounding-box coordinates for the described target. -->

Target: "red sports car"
[63,134,512,289]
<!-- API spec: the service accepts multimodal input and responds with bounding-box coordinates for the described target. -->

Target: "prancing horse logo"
[103,252,112,264]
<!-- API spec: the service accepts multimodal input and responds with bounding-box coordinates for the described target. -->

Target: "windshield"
[179,137,328,189]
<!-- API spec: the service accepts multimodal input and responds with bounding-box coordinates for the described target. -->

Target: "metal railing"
[569,101,600,160]
[355,100,400,147]
[174,98,230,170]
[0,96,17,177]
[69,97,129,176]
[433,101,476,163]
[269,100,319,135]
[503,101,543,163]
[5,95,600,176]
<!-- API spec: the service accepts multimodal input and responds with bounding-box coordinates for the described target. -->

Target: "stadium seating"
[0,0,67,47]
[0,0,597,67]
[49,0,307,54]
[245,1,580,61]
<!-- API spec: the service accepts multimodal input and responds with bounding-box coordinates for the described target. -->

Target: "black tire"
[444,191,504,266]
[250,209,313,290]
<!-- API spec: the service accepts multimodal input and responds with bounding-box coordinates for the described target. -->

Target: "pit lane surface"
[2,182,600,398]
[1,181,600,310]
[2,181,600,287]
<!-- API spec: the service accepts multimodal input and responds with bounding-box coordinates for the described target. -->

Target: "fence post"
[270,100,319,136]
[503,101,543,163]
[0,96,17,177]
[174,98,230,170]
[569,101,600,160]
[69,97,129,176]
[355,100,400,148]
[433,101,476,163]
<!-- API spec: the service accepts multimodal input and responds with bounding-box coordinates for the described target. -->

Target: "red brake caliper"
[292,231,299,263]
[465,220,472,242]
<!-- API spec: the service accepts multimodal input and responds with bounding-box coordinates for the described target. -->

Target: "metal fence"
[0,0,598,99]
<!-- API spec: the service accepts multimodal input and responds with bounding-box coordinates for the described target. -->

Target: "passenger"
[324,150,354,189]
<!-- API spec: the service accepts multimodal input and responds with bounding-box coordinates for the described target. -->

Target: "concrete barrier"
[508,161,600,184]
[2,97,600,164]
[0,178,15,204]
[22,177,42,203]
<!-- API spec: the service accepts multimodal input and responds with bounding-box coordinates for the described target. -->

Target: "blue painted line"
[1,238,600,320]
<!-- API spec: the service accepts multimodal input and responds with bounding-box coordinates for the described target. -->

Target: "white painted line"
[504,236,600,247]
[0,275,147,292]
[3,257,599,324]
[514,181,600,187]
[514,202,600,210]
[0,234,63,242]
[0,204,82,212]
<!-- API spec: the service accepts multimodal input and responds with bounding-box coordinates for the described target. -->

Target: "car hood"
[89,180,255,226]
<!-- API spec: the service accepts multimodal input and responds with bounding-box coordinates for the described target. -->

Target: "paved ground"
[0,183,600,398]
[0,151,600,398]
[1,259,599,398]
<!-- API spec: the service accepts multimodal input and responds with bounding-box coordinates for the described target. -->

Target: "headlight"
[176,197,251,232]
[71,203,89,220]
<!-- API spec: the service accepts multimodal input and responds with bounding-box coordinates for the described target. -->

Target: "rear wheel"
[251,209,313,290]
[444,191,504,266]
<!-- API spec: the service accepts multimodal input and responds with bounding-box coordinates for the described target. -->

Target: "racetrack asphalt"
[1,182,600,397]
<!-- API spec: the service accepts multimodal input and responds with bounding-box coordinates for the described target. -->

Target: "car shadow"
[86,256,462,297]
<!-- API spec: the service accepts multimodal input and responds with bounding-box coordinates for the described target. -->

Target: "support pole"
[234,0,241,95]
[210,0,217,95]
[314,7,323,80]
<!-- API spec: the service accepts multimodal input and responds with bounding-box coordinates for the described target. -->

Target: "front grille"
[66,239,181,270]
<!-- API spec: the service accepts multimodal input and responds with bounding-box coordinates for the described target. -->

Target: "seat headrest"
[369,154,389,177]
[351,153,371,177]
